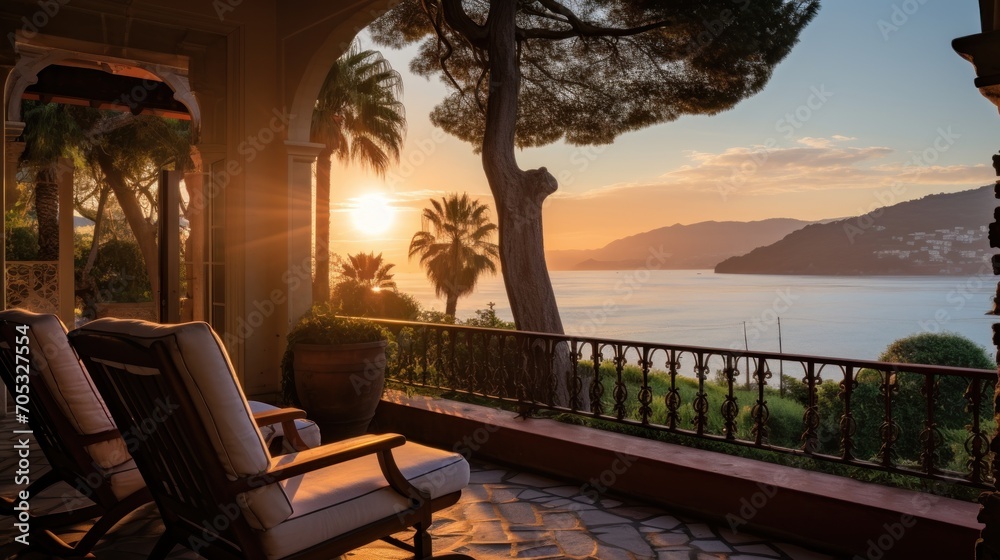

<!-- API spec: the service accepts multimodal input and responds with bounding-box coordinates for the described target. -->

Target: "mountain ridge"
[715,186,993,275]
[547,218,811,271]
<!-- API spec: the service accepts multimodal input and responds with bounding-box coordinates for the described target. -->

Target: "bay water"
[392,270,997,362]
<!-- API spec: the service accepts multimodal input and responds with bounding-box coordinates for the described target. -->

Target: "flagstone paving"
[0,409,841,559]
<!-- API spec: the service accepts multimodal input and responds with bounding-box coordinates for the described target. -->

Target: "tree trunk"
[77,185,110,316]
[95,152,159,299]
[314,147,334,304]
[445,292,459,318]
[35,166,60,261]
[481,1,576,407]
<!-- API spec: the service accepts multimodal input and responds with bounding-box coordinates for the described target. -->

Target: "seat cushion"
[75,318,292,530]
[107,460,145,500]
[260,441,470,560]
[248,401,322,452]
[0,310,131,472]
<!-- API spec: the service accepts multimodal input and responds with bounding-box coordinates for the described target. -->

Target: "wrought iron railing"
[361,318,997,490]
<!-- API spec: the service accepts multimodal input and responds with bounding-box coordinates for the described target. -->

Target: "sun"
[350,193,396,236]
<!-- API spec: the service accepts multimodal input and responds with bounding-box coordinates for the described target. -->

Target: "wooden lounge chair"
[69,317,471,560]
[0,309,321,557]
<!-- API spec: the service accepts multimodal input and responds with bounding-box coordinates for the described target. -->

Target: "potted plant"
[281,305,390,442]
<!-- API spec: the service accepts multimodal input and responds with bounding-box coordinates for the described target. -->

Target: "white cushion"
[249,401,322,452]
[0,310,131,471]
[76,318,292,530]
[260,441,470,560]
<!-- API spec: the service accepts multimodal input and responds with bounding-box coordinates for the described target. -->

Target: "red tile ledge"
[372,391,982,560]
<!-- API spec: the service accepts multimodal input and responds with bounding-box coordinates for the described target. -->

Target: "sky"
[329,1,998,273]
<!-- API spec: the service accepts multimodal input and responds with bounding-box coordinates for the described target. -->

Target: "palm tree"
[311,42,406,303]
[19,102,190,302]
[409,194,499,317]
[19,102,88,260]
[339,252,397,291]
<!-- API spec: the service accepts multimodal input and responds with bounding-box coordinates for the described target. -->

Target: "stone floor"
[0,410,840,559]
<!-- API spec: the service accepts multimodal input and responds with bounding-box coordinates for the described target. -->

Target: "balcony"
[0,406,840,559]
[0,320,988,559]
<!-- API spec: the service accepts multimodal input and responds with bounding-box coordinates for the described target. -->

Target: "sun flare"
[350,194,395,236]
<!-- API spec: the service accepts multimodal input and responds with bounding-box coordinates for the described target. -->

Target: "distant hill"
[547,218,811,271]
[715,186,993,275]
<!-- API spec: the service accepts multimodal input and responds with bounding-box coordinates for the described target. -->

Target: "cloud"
[557,137,991,200]
[797,137,834,148]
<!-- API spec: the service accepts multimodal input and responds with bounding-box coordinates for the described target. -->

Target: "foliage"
[409,193,499,317]
[5,210,38,261]
[813,333,995,466]
[18,101,191,299]
[286,304,390,346]
[780,373,811,406]
[311,41,406,302]
[462,302,514,330]
[73,235,153,315]
[416,309,456,324]
[879,332,995,370]
[330,279,421,320]
[583,361,805,448]
[310,41,406,171]
[369,0,820,150]
[281,304,391,405]
[338,252,397,291]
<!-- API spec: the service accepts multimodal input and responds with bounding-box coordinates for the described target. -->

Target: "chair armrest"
[251,407,306,427]
[252,407,311,451]
[251,433,406,485]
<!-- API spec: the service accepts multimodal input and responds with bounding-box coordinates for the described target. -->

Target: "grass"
[586,360,806,448]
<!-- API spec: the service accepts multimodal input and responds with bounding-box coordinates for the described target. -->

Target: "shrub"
[462,303,514,329]
[330,279,421,320]
[816,333,995,465]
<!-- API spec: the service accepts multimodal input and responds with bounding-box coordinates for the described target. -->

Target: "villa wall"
[0,0,390,397]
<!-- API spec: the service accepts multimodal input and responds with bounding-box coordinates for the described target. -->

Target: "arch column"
[0,61,16,418]
[954,21,1000,560]
[285,140,325,325]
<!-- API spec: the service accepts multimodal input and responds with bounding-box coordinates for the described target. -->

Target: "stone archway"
[281,0,396,323]
[2,40,202,327]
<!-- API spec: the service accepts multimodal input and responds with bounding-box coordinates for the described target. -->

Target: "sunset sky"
[330,1,998,273]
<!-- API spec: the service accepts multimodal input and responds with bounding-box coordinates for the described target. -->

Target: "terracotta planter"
[292,340,387,442]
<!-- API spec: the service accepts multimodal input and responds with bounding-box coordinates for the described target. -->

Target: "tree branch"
[440,0,488,46]
[522,0,673,40]
[520,19,673,40]
[520,4,569,24]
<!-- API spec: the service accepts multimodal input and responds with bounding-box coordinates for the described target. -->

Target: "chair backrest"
[0,309,123,506]
[69,318,293,550]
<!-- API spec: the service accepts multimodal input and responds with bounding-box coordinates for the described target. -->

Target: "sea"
[392,269,998,362]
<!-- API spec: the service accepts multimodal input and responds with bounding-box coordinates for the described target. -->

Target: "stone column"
[57,157,73,327]
[284,140,325,327]
[953,24,1000,559]
[982,154,1000,560]
[1,119,21,420]
[185,149,206,322]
